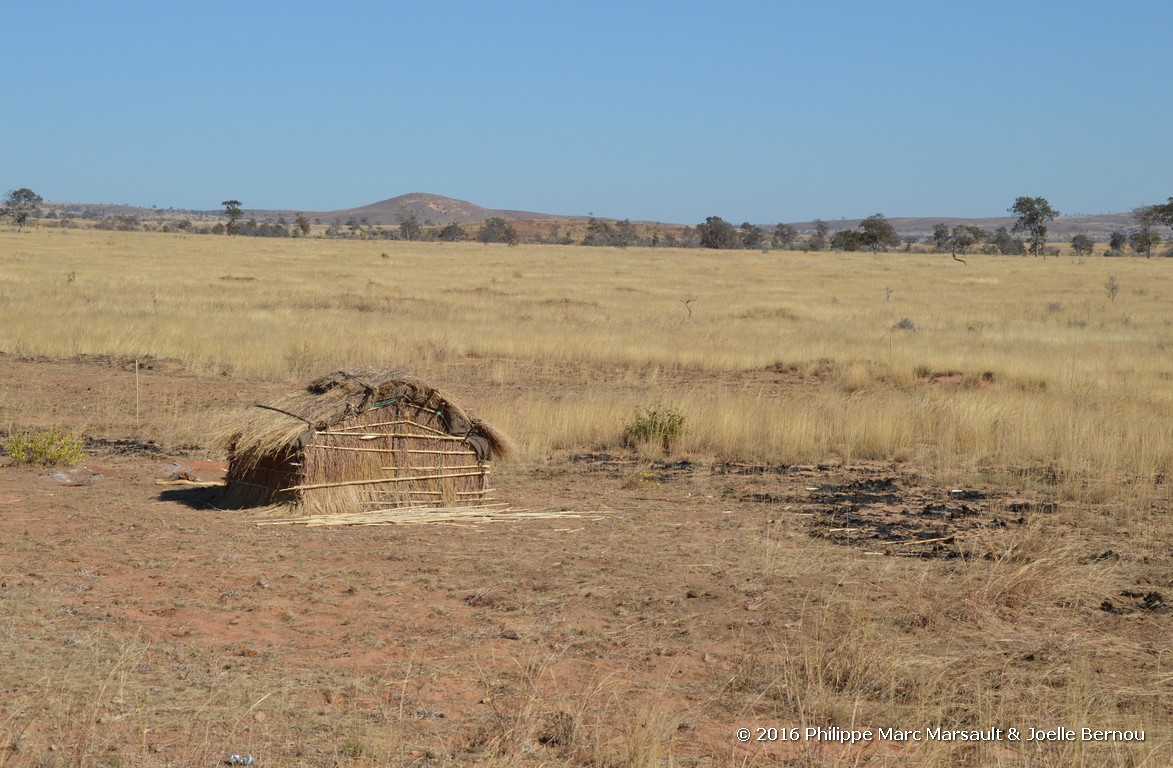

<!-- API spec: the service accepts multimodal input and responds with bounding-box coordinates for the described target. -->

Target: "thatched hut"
[221,368,512,514]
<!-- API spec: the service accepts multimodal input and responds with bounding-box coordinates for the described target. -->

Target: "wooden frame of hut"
[221,369,512,514]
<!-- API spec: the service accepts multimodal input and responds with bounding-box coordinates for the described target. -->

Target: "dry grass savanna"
[0,226,1169,766]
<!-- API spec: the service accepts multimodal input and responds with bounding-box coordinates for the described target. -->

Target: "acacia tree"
[858,213,902,252]
[477,217,518,246]
[581,217,616,246]
[1010,196,1058,257]
[696,216,740,249]
[808,219,830,251]
[934,225,978,262]
[1070,234,1095,256]
[613,219,638,248]
[2,188,44,230]
[830,229,863,251]
[437,222,466,241]
[1129,229,1161,258]
[771,223,798,249]
[1132,204,1164,258]
[1155,197,1173,231]
[932,223,952,252]
[397,211,421,241]
[221,200,243,235]
[736,222,763,250]
[990,226,1025,255]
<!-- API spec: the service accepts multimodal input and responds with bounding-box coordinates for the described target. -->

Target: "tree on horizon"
[2,188,44,230]
[221,200,243,236]
[858,213,901,252]
[1010,196,1058,257]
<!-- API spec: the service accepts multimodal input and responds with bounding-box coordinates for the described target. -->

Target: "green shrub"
[623,405,686,453]
[3,425,86,466]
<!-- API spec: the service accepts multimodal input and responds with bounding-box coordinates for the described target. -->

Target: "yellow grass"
[2,226,1169,767]
[1,228,1170,501]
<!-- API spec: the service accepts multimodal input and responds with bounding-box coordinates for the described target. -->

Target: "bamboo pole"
[328,419,414,431]
[890,535,955,546]
[405,449,483,456]
[312,431,468,443]
[380,464,482,472]
[401,420,451,436]
[326,419,449,437]
[306,445,475,456]
[285,470,484,492]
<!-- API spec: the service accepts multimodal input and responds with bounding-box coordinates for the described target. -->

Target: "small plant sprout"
[1105,276,1119,301]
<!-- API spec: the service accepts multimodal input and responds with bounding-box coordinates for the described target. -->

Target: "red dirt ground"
[0,354,1168,767]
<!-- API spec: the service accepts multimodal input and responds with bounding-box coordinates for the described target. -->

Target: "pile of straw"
[220,368,513,514]
[256,505,617,527]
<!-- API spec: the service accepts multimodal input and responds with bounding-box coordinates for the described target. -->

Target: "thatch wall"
[221,368,512,514]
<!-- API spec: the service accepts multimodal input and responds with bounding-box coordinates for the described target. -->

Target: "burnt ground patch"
[1101,589,1169,615]
[804,474,1002,558]
[86,437,167,456]
[571,456,1046,559]
[710,463,1032,559]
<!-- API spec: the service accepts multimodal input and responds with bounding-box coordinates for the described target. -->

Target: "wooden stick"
[404,449,481,456]
[328,418,449,437]
[306,444,397,453]
[287,470,485,492]
[380,464,482,472]
[329,420,411,430]
[154,479,225,487]
[252,403,316,425]
[402,402,444,416]
[313,431,468,443]
[379,470,485,483]
[401,420,451,436]
[292,509,603,527]
[305,445,478,458]
[257,503,517,526]
[889,535,955,546]
[368,491,493,499]
[286,473,454,492]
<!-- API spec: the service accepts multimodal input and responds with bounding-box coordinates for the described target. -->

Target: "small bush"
[3,425,86,466]
[620,469,662,489]
[893,317,916,331]
[623,405,686,453]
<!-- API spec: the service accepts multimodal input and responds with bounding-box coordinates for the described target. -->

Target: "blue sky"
[4,1,1171,223]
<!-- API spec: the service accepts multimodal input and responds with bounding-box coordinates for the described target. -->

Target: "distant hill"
[43,193,574,227]
[42,193,1151,241]
[312,192,572,226]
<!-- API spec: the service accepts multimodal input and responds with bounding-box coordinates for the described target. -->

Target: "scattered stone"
[48,466,105,486]
[159,460,227,483]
